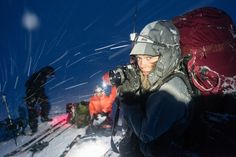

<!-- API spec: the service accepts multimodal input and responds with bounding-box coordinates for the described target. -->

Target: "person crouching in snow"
[66,103,76,123]
[67,102,90,128]
[87,85,117,133]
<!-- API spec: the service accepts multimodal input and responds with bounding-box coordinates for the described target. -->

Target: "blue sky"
[0,0,236,119]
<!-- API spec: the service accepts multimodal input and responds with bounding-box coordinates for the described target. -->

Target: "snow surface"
[0,114,121,157]
[1,0,236,121]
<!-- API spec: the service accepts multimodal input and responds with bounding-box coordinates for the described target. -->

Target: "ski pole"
[2,95,18,145]
[2,96,13,125]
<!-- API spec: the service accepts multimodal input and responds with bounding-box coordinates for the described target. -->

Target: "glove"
[118,65,141,104]
[92,114,107,126]
[100,112,109,117]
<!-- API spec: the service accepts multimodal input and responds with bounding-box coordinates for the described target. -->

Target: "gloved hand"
[92,113,107,126]
[104,65,141,105]
[100,112,109,117]
[118,65,141,104]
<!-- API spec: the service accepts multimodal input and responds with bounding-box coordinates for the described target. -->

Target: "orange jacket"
[89,86,117,117]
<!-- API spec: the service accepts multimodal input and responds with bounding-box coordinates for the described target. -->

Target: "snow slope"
[0,114,121,157]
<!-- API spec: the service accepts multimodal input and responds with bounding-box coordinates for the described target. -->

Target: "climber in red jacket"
[88,85,117,129]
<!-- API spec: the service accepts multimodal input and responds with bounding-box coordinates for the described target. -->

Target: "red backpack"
[172,7,236,95]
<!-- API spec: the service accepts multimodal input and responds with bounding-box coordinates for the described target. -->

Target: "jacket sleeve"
[102,86,117,113]
[108,86,117,103]
[122,78,190,143]
[89,97,96,117]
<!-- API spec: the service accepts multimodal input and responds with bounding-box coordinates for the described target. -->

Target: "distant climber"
[24,66,55,133]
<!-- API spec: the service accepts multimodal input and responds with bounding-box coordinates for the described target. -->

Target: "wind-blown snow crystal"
[49,77,74,90]
[65,82,88,90]
[110,44,129,50]
[89,70,102,78]
[14,76,19,89]
[49,51,68,65]
[22,11,39,31]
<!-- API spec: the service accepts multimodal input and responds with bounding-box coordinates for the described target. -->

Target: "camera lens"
[109,70,122,86]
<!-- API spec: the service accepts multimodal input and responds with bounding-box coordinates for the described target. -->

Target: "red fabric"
[89,86,117,116]
[173,7,236,95]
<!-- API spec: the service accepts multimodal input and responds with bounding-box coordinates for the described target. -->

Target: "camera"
[108,64,135,86]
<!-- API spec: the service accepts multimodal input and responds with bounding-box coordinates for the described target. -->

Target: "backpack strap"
[150,55,199,97]
[179,55,202,96]
[110,99,120,153]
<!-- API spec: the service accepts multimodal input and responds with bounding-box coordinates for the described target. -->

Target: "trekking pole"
[2,95,18,145]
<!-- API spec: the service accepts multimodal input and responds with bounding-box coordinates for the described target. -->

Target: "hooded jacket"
[89,86,117,117]
[118,21,192,156]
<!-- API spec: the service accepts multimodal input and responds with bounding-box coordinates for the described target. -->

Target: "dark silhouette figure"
[24,66,55,133]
